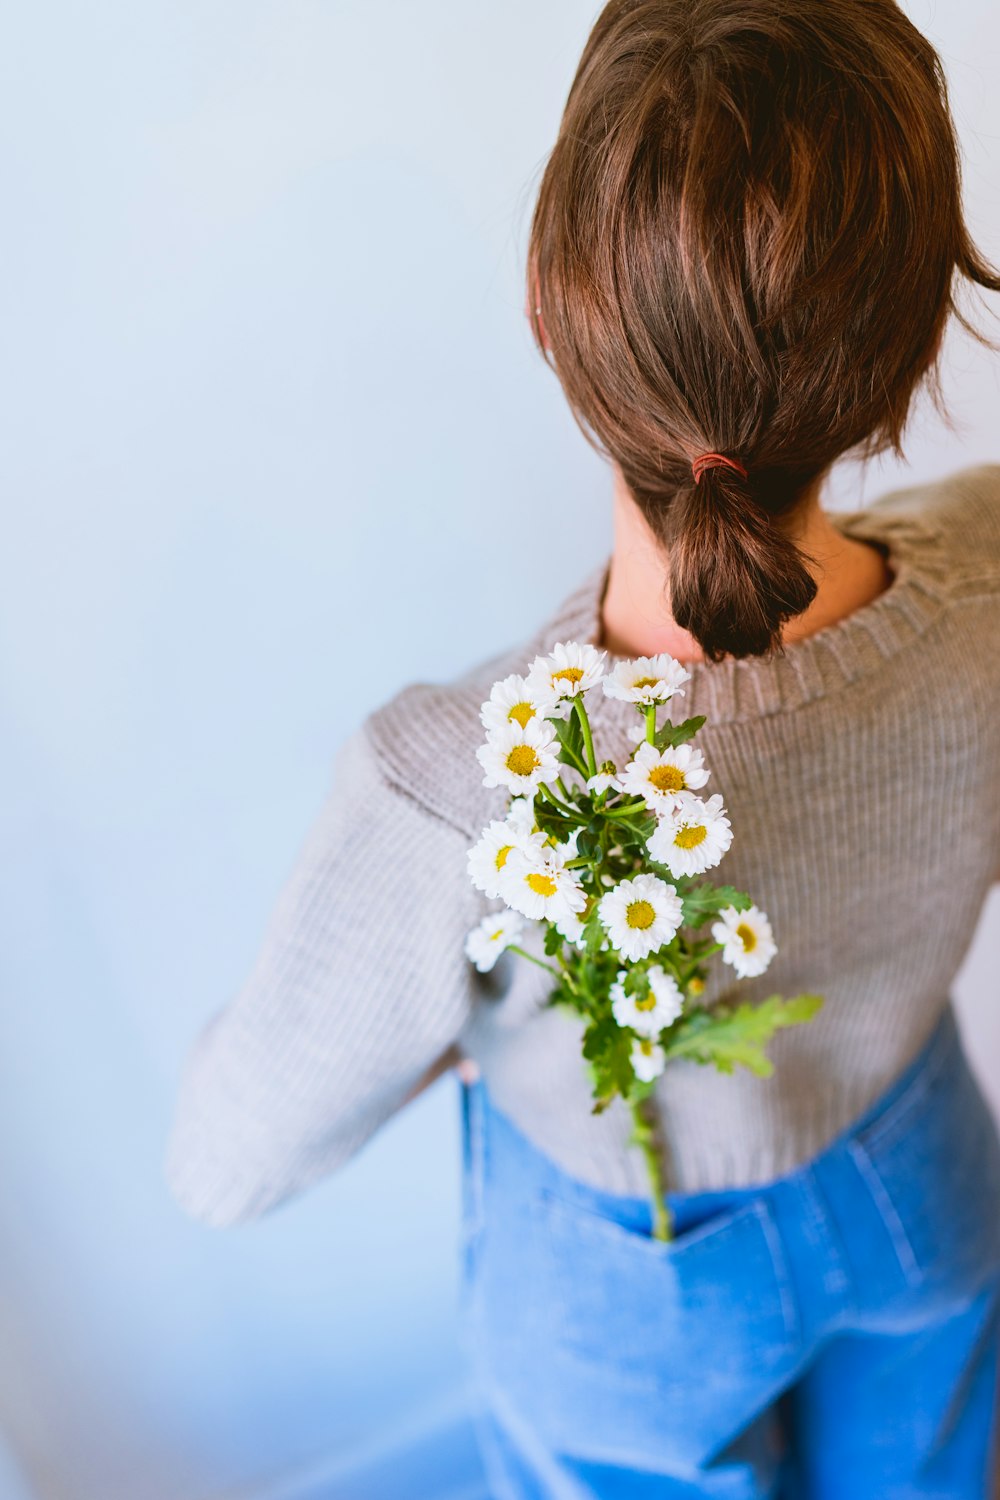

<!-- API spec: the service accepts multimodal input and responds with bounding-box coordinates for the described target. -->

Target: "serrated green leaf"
[655,715,707,750]
[679,883,753,927]
[663,993,824,1076]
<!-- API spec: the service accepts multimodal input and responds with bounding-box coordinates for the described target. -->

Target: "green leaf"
[543,922,565,956]
[583,910,607,955]
[575,829,598,860]
[655,715,706,750]
[581,1014,634,1104]
[532,802,575,841]
[663,993,824,1076]
[550,712,584,766]
[679,883,753,928]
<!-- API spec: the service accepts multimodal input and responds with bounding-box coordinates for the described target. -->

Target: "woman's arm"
[163,723,483,1227]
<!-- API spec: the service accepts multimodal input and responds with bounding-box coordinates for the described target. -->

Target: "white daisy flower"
[465,908,525,972]
[476,718,562,796]
[553,905,588,948]
[524,641,607,713]
[555,824,582,859]
[500,842,588,923]
[610,963,684,1036]
[631,1035,667,1083]
[467,812,547,900]
[603,654,691,705]
[505,795,540,840]
[480,674,543,736]
[586,762,622,795]
[619,740,710,813]
[647,964,686,1026]
[711,903,777,978]
[597,872,684,962]
[646,791,734,877]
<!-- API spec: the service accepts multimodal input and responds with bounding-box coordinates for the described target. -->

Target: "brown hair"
[526,0,1000,662]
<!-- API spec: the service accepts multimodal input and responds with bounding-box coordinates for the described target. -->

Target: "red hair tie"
[691,451,748,483]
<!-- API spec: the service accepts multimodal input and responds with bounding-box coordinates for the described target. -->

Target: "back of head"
[527,0,1000,662]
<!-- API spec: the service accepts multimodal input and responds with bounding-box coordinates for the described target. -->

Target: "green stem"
[564,749,591,778]
[645,704,657,744]
[555,950,584,998]
[574,697,598,777]
[629,1095,673,1241]
[538,782,578,819]
[550,728,589,778]
[601,803,649,822]
[506,944,562,979]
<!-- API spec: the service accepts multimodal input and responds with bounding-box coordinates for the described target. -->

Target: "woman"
[166,1,1000,1494]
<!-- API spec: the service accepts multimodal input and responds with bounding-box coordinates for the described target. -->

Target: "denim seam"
[754,1199,801,1344]
[477,1374,598,1500]
[796,1170,853,1312]
[847,1137,923,1286]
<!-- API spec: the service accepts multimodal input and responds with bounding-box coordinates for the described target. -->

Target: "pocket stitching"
[754,1195,801,1341]
[847,1136,923,1286]
[538,1184,764,1262]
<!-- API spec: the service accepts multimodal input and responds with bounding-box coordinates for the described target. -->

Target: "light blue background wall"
[0,3,998,1499]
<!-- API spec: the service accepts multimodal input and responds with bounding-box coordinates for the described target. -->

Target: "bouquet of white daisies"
[464,640,823,1241]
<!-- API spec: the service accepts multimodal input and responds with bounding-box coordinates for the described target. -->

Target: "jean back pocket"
[521,1186,801,1470]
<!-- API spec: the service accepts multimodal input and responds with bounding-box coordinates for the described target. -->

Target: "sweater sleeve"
[163,721,483,1228]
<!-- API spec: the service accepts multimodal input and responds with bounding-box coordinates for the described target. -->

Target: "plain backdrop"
[0,3,998,1498]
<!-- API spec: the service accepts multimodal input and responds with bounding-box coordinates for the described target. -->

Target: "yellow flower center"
[527,872,558,898]
[508,701,535,729]
[552,666,584,687]
[736,922,757,951]
[494,843,513,870]
[626,899,656,930]
[506,745,539,777]
[648,765,685,793]
[632,675,659,690]
[675,824,707,849]
[637,1038,655,1056]
[489,927,505,942]
[635,993,657,1011]
[688,976,705,995]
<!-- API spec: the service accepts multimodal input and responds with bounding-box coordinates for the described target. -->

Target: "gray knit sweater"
[165,464,1000,1226]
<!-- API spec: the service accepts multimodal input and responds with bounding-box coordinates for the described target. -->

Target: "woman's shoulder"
[361,632,540,838]
[864,462,1000,594]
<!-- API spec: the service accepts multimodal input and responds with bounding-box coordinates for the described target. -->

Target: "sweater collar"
[527,476,952,725]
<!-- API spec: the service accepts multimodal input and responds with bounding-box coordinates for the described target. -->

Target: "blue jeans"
[457,1002,1000,1498]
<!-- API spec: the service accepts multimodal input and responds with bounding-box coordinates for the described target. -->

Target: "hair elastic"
[691,451,748,484]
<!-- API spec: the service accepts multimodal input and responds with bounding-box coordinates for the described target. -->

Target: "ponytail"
[526,0,1000,663]
[664,465,819,664]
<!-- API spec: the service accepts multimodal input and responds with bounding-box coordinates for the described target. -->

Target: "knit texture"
[165,464,1000,1226]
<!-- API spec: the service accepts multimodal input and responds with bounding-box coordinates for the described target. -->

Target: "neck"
[599,465,893,664]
